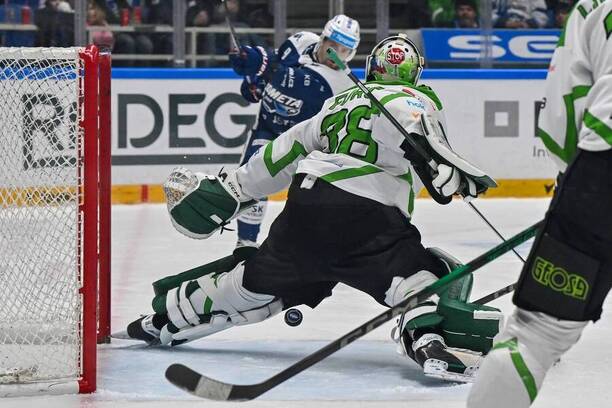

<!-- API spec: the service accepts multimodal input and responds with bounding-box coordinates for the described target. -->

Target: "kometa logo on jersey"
[386,48,405,65]
[262,83,304,117]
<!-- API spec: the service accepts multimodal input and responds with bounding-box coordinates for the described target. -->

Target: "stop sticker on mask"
[386,48,405,65]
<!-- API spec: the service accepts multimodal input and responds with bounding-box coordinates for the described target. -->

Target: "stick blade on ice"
[166,363,258,401]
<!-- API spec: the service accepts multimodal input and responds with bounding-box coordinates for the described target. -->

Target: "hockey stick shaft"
[165,221,542,401]
[474,282,516,305]
[221,0,242,53]
[467,202,526,263]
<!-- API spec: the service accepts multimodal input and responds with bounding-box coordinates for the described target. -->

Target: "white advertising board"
[110,70,557,186]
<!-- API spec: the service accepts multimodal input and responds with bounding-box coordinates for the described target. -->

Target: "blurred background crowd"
[0,0,576,67]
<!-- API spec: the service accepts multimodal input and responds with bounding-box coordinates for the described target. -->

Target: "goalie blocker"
[513,150,612,322]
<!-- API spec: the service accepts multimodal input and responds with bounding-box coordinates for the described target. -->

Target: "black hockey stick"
[221,0,242,53]
[474,282,516,305]
[467,202,526,263]
[165,221,542,401]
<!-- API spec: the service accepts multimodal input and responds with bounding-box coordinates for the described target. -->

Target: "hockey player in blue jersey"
[228,15,360,248]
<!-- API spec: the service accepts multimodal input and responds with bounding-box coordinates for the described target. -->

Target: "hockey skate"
[403,332,482,383]
[111,314,165,346]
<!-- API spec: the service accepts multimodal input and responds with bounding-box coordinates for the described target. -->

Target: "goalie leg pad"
[152,246,258,304]
[438,298,503,354]
[397,248,502,354]
[158,262,281,345]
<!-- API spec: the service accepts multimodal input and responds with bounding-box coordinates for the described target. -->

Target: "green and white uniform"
[469,2,612,407]
[236,81,446,218]
[538,0,612,171]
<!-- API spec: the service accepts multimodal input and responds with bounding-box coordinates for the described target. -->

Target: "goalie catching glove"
[164,167,256,239]
[403,113,497,204]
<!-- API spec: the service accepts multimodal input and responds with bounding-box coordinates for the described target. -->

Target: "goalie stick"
[165,221,542,401]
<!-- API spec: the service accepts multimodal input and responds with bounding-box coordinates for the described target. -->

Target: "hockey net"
[0,46,110,396]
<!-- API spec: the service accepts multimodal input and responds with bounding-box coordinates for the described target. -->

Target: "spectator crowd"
[395,0,576,29]
[0,0,577,66]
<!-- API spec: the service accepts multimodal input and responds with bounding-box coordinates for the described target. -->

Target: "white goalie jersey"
[538,0,612,172]
[236,82,448,218]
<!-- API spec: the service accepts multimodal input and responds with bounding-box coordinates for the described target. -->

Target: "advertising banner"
[421,29,560,63]
[109,69,555,200]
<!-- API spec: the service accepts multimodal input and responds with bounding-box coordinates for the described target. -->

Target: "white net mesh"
[0,47,83,384]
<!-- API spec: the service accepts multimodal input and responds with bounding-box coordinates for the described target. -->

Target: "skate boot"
[404,331,482,383]
[234,239,259,259]
[111,314,167,345]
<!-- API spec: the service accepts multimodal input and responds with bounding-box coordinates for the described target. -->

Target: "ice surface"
[3,199,611,408]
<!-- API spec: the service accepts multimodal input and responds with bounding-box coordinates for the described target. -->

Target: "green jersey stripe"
[263,141,307,177]
[319,164,383,183]
[493,338,539,402]
[537,127,568,163]
[584,110,612,144]
[537,85,592,164]
[399,171,415,216]
[203,296,213,315]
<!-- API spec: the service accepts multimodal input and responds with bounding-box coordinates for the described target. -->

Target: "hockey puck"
[284,308,303,327]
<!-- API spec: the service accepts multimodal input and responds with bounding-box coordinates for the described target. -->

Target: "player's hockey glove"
[229,45,271,77]
[164,167,256,239]
[240,75,265,103]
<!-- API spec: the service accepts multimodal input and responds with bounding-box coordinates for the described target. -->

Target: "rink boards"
[106,69,556,203]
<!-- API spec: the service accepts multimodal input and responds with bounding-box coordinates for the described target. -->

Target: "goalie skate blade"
[422,360,478,383]
[166,364,254,401]
[109,330,131,340]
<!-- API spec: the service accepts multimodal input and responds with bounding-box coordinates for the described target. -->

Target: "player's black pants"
[514,149,612,321]
[242,174,446,309]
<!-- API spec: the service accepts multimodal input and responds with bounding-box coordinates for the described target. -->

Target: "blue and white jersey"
[238,33,354,164]
[256,52,354,136]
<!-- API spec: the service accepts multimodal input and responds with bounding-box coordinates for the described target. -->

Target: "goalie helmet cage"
[0,45,111,397]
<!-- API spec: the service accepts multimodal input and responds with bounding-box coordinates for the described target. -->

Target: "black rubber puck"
[284,308,303,327]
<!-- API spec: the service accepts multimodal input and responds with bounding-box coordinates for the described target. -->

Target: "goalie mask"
[365,34,424,85]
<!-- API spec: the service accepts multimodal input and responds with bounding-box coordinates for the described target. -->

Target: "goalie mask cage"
[0,45,110,396]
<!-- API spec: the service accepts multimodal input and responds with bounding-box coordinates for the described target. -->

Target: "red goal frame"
[79,44,111,394]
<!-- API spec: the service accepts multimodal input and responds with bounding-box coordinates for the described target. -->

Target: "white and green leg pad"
[393,248,503,383]
[153,262,282,346]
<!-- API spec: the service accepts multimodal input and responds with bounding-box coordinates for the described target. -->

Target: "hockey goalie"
[116,34,504,383]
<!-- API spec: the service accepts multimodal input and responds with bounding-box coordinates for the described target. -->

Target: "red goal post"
[0,45,110,396]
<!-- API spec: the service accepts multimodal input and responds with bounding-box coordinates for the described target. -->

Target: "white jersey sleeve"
[576,3,612,152]
[538,1,612,171]
[236,115,324,199]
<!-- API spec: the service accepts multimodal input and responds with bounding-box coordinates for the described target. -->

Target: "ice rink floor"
[4,198,611,408]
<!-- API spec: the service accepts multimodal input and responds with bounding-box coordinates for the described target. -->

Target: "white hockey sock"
[467,308,588,408]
